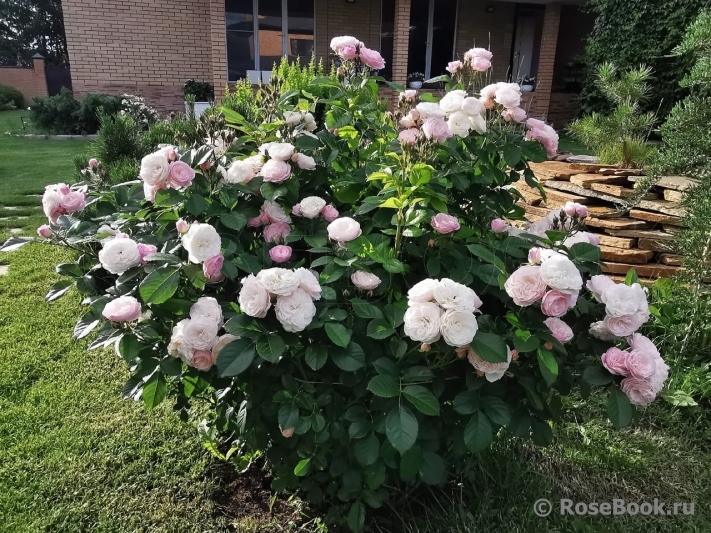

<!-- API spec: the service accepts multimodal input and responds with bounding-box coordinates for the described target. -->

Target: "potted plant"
[519,75,537,92]
[183,79,214,117]
[407,72,425,89]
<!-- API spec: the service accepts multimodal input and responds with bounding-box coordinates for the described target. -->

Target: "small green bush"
[105,158,140,185]
[75,93,123,134]
[30,88,81,134]
[92,110,143,165]
[0,85,24,108]
[221,79,260,124]
[183,79,214,102]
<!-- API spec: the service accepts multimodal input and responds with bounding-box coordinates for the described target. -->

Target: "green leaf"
[347,501,365,532]
[482,396,512,426]
[625,269,639,286]
[216,338,256,377]
[354,433,380,466]
[294,458,311,476]
[305,344,328,370]
[453,390,480,415]
[662,389,698,407]
[278,404,299,429]
[531,418,554,446]
[568,242,601,263]
[73,310,101,340]
[139,267,180,304]
[373,357,398,376]
[45,279,73,302]
[256,334,285,362]
[471,332,508,363]
[142,372,167,409]
[382,258,406,273]
[419,451,447,485]
[537,348,559,387]
[221,213,247,231]
[402,385,440,416]
[186,193,207,216]
[367,375,400,398]
[467,244,505,272]
[607,385,633,429]
[385,405,418,453]
[399,446,423,481]
[351,298,383,319]
[332,342,365,371]
[463,411,493,453]
[502,144,522,167]
[367,318,395,339]
[582,365,613,385]
[118,333,143,362]
[325,322,351,348]
[56,262,83,277]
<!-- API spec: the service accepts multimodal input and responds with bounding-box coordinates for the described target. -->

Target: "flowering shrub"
[7,37,669,531]
[119,94,160,128]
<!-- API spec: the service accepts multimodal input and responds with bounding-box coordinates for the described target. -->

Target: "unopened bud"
[511,349,519,361]
[428,239,436,247]
[420,343,431,352]
[544,342,553,350]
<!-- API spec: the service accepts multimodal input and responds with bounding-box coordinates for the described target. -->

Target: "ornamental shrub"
[11,38,669,531]
[0,84,24,108]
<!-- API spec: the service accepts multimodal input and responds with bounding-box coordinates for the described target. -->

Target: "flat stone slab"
[566,155,600,163]
[638,199,687,218]
[629,209,685,226]
[629,175,699,191]
[601,261,681,278]
[20,134,97,140]
[543,180,626,205]
[9,229,23,234]
[0,265,8,276]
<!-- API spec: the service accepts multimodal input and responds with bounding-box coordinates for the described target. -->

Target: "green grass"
[0,110,89,237]
[559,134,594,156]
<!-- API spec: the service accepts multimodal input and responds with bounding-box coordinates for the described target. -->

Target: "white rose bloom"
[266,142,295,161]
[299,196,327,218]
[183,315,219,350]
[446,111,472,137]
[42,187,62,220]
[326,217,362,242]
[98,238,141,274]
[330,35,363,51]
[261,201,291,223]
[440,310,479,347]
[226,159,256,184]
[190,296,224,327]
[470,114,487,135]
[139,152,169,186]
[461,97,485,117]
[257,268,301,296]
[283,111,303,127]
[294,153,317,170]
[351,271,381,291]
[407,278,440,303]
[182,223,222,264]
[245,154,265,173]
[415,102,446,119]
[212,334,239,362]
[494,85,522,109]
[433,278,482,312]
[238,274,272,318]
[275,288,317,332]
[439,90,467,114]
[168,319,193,364]
[296,268,322,300]
[589,320,617,341]
[466,346,512,382]
[403,302,442,344]
[602,283,648,318]
[539,252,583,291]
[305,120,317,132]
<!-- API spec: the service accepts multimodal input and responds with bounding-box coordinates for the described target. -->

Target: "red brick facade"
[0,56,48,103]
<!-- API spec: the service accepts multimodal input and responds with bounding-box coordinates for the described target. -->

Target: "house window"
[225,0,315,82]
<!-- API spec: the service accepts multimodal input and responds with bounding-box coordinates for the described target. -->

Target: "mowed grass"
[0,244,230,532]
[0,110,89,237]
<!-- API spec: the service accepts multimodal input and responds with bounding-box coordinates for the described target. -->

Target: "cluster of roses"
[179,221,225,282]
[446,47,493,75]
[167,297,235,372]
[283,110,318,133]
[505,250,583,343]
[98,234,158,274]
[403,278,482,348]
[292,196,339,222]
[247,200,293,264]
[226,142,316,185]
[601,333,669,406]
[238,267,322,333]
[39,182,88,234]
[587,275,650,339]
[139,147,196,202]
[330,36,386,70]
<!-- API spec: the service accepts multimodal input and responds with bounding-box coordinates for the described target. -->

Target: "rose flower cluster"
[139,146,196,202]
[587,275,651,338]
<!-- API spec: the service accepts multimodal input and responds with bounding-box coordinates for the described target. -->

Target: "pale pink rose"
[601,347,629,375]
[58,184,70,195]
[526,120,559,158]
[321,205,339,222]
[410,109,420,121]
[263,222,291,243]
[495,85,522,109]
[327,217,362,242]
[88,158,99,168]
[479,83,501,109]
[604,313,645,337]
[339,43,357,59]
[588,233,600,246]
[266,143,294,161]
[248,216,263,228]
[330,35,362,53]
[238,274,271,318]
[294,153,316,170]
[400,89,417,102]
[203,253,224,281]
[528,248,542,264]
[398,128,420,144]
[137,243,157,265]
[491,218,507,233]
[167,161,195,188]
[37,225,52,238]
[200,161,211,171]
[544,317,574,343]
[261,201,291,223]
[359,46,385,69]
[626,350,656,380]
[260,213,271,225]
[421,117,452,143]
[504,265,547,306]
[586,275,616,301]
[621,377,658,406]
[282,427,295,438]
[431,213,460,234]
[270,245,292,263]
[143,181,167,203]
[502,106,527,122]
[461,97,485,117]
[446,60,463,74]
[192,349,214,371]
[564,201,587,217]
[164,148,178,162]
[400,114,418,129]
[59,191,86,213]
[470,56,491,72]
[628,333,659,358]
[176,218,189,233]
[541,290,577,317]
[260,159,292,183]
[291,204,302,216]
[351,271,381,291]
[464,47,493,62]
[102,295,142,322]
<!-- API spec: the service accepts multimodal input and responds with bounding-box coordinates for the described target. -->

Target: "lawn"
[0,110,709,533]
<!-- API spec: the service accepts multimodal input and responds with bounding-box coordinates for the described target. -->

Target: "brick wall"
[62,0,213,113]
[0,56,48,103]
[210,0,227,101]
[528,3,561,119]
[547,92,578,128]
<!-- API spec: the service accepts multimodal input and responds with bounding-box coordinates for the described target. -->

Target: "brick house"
[61,0,593,126]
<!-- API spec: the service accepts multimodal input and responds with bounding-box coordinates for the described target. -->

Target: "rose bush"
[4,38,668,530]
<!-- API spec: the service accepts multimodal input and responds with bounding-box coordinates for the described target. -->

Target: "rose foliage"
[5,37,669,531]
